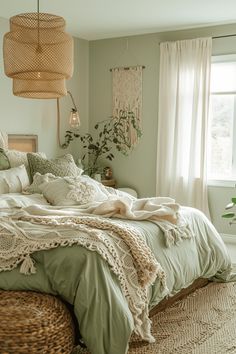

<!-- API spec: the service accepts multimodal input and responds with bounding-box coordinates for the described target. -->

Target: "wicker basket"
[0,291,75,353]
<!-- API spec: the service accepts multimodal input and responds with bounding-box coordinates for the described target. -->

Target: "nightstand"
[101,179,116,188]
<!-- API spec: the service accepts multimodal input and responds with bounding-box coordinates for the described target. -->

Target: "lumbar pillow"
[39,175,108,206]
[0,165,30,194]
[27,153,82,179]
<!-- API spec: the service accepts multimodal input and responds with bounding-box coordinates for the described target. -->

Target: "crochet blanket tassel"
[20,255,37,275]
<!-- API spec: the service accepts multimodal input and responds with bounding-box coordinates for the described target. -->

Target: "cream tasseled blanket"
[21,195,193,246]
[0,196,192,342]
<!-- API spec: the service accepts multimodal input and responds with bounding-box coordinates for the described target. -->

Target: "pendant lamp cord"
[37,0,41,52]
[57,91,78,149]
[57,98,67,149]
[67,90,78,111]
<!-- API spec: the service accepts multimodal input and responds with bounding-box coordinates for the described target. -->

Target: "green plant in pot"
[222,197,236,225]
[62,110,142,177]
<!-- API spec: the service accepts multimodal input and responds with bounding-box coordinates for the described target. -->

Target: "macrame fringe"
[1,214,168,343]
[20,255,37,275]
[165,225,192,248]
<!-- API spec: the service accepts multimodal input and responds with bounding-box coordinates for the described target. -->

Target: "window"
[208,55,236,182]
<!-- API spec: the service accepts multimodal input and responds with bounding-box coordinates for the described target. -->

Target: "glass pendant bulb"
[69,108,80,129]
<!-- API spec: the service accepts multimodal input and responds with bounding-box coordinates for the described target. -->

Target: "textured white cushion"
[39,175,108,206]
[81,175,109,201]
[24,172,58,194]
[0,165,30,194]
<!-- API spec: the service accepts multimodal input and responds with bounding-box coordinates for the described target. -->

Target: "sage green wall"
[1,13,236,235]
[0,17,89,158]
[89,23,236,234]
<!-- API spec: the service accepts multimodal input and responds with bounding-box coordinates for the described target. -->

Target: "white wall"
[0,16,89,158]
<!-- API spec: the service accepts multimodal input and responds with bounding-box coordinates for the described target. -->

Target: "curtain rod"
[110,65,145,72]
[158,33,236,45]
[213,33,236,40]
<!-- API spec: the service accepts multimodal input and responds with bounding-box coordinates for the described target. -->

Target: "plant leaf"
[222,212,235,218]
[232,197,236,204]
[226,202,235,210]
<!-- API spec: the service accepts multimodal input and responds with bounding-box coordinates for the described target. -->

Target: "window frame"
[207,54,236,186]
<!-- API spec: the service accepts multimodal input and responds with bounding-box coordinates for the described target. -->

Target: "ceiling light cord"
[57,91,79,149]
[67,90,78,111]
[57,97,65,149]
[37,0,41,52]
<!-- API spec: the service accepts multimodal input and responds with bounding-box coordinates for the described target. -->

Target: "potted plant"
[62,110,142,176]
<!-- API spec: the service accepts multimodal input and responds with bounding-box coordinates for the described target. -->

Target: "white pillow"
[0,165,30,194]
[81,175,110,199]
[5,149,46,169]
[24,172,58,194]
[39,175,108,206]
[3,149,46,182]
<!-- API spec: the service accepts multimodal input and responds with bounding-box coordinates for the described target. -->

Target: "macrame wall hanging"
[111,65,144,150]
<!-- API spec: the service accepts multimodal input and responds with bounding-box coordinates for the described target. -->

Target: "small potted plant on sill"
[62,110,142,177]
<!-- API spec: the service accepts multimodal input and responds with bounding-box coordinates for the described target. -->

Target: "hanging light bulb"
[69,108,80,129]
[57,90,80,148]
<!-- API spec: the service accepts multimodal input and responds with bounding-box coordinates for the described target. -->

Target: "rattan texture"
[3,13,73,99]
[75,282,236,354]
[0,290,75,353]
[10,13,66,31]
[13,78,67,99]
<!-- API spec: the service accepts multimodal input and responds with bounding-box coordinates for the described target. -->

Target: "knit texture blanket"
[0,196,192,342]
[0,211,168,342]
[19,194,193,247]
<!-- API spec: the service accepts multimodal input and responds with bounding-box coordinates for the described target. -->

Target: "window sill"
[207,179,236,187]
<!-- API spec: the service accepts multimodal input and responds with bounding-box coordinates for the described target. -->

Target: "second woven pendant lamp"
[3,1,73,99]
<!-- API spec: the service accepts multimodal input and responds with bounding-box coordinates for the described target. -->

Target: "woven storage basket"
[0,290,75,354]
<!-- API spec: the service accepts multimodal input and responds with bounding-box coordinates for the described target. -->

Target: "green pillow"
[0,148,10,170]
[27,153,81,178]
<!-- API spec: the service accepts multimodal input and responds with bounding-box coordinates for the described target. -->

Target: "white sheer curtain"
[156,37,212,217]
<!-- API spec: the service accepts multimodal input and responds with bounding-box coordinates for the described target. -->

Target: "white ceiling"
[1,0,236,40]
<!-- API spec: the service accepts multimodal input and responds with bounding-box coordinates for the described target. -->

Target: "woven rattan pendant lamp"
[3,0,73,98]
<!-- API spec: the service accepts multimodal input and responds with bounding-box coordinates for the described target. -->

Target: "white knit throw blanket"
[0,212,167,342]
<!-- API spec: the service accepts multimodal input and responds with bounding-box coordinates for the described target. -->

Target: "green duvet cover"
[0,195,233,354]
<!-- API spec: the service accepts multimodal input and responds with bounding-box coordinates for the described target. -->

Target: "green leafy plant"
[62,110,142,176]
[222,197,236,225]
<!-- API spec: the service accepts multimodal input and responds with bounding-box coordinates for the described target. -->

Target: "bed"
[0,136,234,354]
